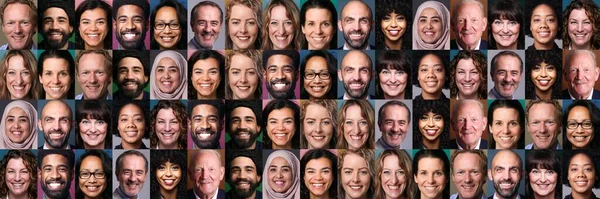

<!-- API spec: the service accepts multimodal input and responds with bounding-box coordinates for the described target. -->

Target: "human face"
[453,102,487,148]
[2,3,35,50]
[77,53,110,100]
[566,106,594,149]
[39,154,72,199]
[190,104,221,149]
[489,151,522,199]
[381,12,407,43]
[455,58,481,98]
[265,54,295,99]
[453,3,486,49]
[338,1,372,49]
[527,103,559,149]
[229,107,261,149]
[79,118,108,149]
[156,161,182,191]
[530,4,558,48]
[191,58,220,99]
[42,7,73,49]
[491,19,520,49]
[304,158,333,197]
[414,157,446,199]
[379,105,409,148]
[6,55,31,99]
[78,156,106,198]
[381,155,407,199]
[79,8,108,49]
[153,7,182,49]
[452,153,485,199]
[192,5,221,48]
[379,68,408,99]
[492,55,522,98]
[6,158,31,197]
[417,54,445,96]
[339,51,372,99]
[567,153,596,195]
[531,62,556,93]
[302,8,333,50]
[228,54,259,99]
[117,104,145,145]
[5,107,31,144]
[268,5,294,50]
[39,101,72,149]
[341,153,370,199]
[229,156,261,198]
[417,8,442,44]
[267,157,293,193]
[40,58,71,99]
[568,9,593,49]
[228,4,259,50]
[564,52,599,99]
[154,57,181,94]
[418,112,444,143]
[489,107,521,149]
[117,155,147,197]
[343,105,369,149]
[190,151,224,197]
[529,168,557,198]
[303,56,331,99]
[117,57,147,99]
[267,108,295,148]
[303,104,334,149]
[155,108,181,148]
[114,5,147,49]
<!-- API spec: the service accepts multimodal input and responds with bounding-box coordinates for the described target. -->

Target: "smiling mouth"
[499,136,514,141]
[311,36,326,42]
[538,31,550,37]
[162,179,176,186]
[84,185,101,191]
[349,33,364,40]
[46,182,65,190]
[387,30,401,36]
[425,129,438,136]
[309,86,326,92]
[349,134,364,141]
[537,79,551,86]
[311,135,326,141]
[125,130,139,137]
[122,32,139,41]
[423,31,435,36]
[160,36,176,42]
[236,36,251,41]
[274,35,289,41]
[571,135,589,142]
[497,34,514,40]
[349,185,363,191]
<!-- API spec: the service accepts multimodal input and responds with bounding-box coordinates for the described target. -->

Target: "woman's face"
[153,7,182,49]
[531,61,556,92]
[304,157,333,197]
[268,5,294,50]
[490,107,521,149]
[341,153,371,199]
[417,54,445,95]
[491,18,520,49]
[79,117,108,148]
[302,8,333,50]
[381,155,407,199]
[529,4,558,46]
[5,107,30,144]
[6,158,31,197]
[156,161,182,191]
[303,56,331,99]
[303,104,334,149]
[567,153,596,194]
[267,157,293,193]
[228,4,259,50]
[455,58,481,98]
[40,58,71,99]
[191,58,221,99]
[155,57,181,94]
[79,8,108,49]
[228,54,259,99]
[379,68,408,98]
[566,106,594,149]
[418,111,444,142]
[568,9,593,48]
[118,104,145,144]
[78,156,106,198]
[343,105,369,149]
[155,108,181,148]
[417,8,443,44]
[414,157,446,199]
[529,168,557,197]
[381,12,407,43]
[267,108,295,148]
[6,55,31,99]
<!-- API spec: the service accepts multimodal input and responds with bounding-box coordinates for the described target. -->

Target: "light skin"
[379,105,409,148]
[531,62,556,99]
[417,8,442,44]
[491,55,521,99]
[304,157,333,199]
[153,7,181,49]
[113,5,147,50]
[39,154,73,199]
[38,101,72,149]
[379,68,408,99]
[228,4,259,50]
[418,112,443,149]
[192,5,222,49]
[117,104,145,149]
[341,153,370,199]
[155,58,181,95]
[79,117,108,149]
[567,153,596,199]
[191,58,220,99]
[452,2,487,50]
[154,108,181,149]
[529,167,557,199]
[414,157,446,199]
[564,52,599,100]
[189,151,224,199]
[79,8,108,49]
[116,155,147,197]
[417,54,445,99]
[2,3,35,50]
[343,105,369,149]
[266,107,295,149]
[488,150,522,199]
[302,8,333,50]
[5,107,31,144]
[268,5,294,50]
[77,53,110,100]
[338,50,372,99]
[566,106,594,149]
[381,12,407,49]
[79,156,107,199]
[40,58,71,100]
[452,101,487,149]
[455,58,481,99]
[381,155,407,199]
[303,56,331,99]
[6,158,31,199]
[190,104,221,149]
[491,18,520,49]
[530,4,558,50]
[228,54,259,99]
[338,1,373,49]
[42,7,73,49]
[267,157,293,193]
[568,9,593,50]
[452,153,485,199]
[6,55,32,99]
[527,103,559,149]
[303,103,334,149]
[489,107,521,149]
[117,57,148,100]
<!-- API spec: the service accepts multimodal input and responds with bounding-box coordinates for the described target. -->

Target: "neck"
[196,188,217,199]
[534,191,555,199]
[84,141,105,150]
[572,190,592,199]
[84,195,103,199]
[534,41,553,50]
[309,43,329,50]
[309,193,330,199]
[85,92,107,100]
[384,92,405,99]
[421,193,442,199]
[60,42,69,50]
[498,42,517,50]
[273,143,291,149]
[134,92,145,100]
[459,40,478,50]
[422,91,442,100]
[535,89,552,99]
[458,92,477,100]
[571,43,591,50]
[385,39,402,50]
[346,193,367,199]
[85,43,104,50]
[8,192,29,199]
[122,141,142,149]
[160,188,177,199]
[422,138,440,149]
[458,138,478,149]
[570,89,591,100]
[46,93,66,100]
[234,94,255,100]
[158,142,178,149]
[198,93,217,100]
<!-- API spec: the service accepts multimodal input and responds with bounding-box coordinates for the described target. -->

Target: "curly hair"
[374,149,414,199]
[261,0,300,50]
[449,50,487,99]
[300,149,337,199]
[525,149,561,199]
[338,149,375,199]
[75,100,112,149]
[187,50,225,99]
[150,0,188,50]
[37,50,75,99]
[413,149,450,199]
[525,50,562,99]
[0,150,37,199]
[487,100,526,149]
[224,50,263,99]
[262,99,300,149]
[0,50,41,99]
[412,50,450,89]
[299,50,337,99]
[488,0,526,49]
[225,0,262,49]
[412,99,450,149]
[336,100,375,149]
[300,99,337,149]
[299,0,337,49]
[150,100,188,149]
[75,150,112,199]
[524,0,563,40]
[75,0,112,49]
[375,50,412,99]
[150,150,187,199]
[375,0,412,50]
[562,0,600,49]
[563,100,600,150]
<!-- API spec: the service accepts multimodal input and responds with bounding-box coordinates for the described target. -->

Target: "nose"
[577,23,584,32]
[88,174,98,183]
[539,122,547,133]
[463,119,472,130]
[51,20,60,30]
[14,171,22,181]
[427,118,435,127]
[351,171,361,183]
[464,172,473,183]
[165,122,172,132]
[278,23,287,35]
[165,167,173,176]
[540,172,547,182]
[390,73,399,83]
[275,69,285,79]
[392,121,401,132]
[575,69,585,79]
[426,69,435,78]
[390,18,398,27]
[463,20,471,30]
[201,168,210,179]
[126,118,137,128]
[540,19,548,29]
[90,122,98,132]
[14,23,22,33]
[125,19,136,30]
[540,67,548,77]
[126,70,136,80]
[351,20,361,31]
[199,118,211,131]
[390,172,398,184]
[315,25,323,35]
[240,72,249,83]
[15,73,23,84]
[240,22,248,33]
[50,168,61,180]
[427,173,435,183]
[90,22,99,31]
[276,121,286,131]
[314,171,323,180]
[465,72,472,82]
[89,73,98,83]
[53,73,62,84]
[51,120,61,131]
[163,25,173,33]
[425,20,433,29]
[502,23,510,33]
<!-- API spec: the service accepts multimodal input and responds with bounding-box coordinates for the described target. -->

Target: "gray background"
[187,0,227,49]
[486,50,526,99]
[112,149,151,199]
[336,0,376,49]
[336,50,376,98]
[374,100,413,149]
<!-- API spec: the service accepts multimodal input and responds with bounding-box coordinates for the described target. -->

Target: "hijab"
[150,50,188,99]
[0,100,37,149]
[263,150,300,199]
[412,1,451,50]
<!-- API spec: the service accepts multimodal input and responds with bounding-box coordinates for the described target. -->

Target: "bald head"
[488,150,522,199]
[341,0,372,19]
[338,0,373,49]
[338,50,373,99]
[39,100,73,149]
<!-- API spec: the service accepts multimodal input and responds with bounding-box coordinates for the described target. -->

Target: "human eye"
[383,15,391,22]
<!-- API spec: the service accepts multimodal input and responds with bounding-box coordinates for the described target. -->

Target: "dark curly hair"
[0,150,37,199]
[300,149,337,199]
[487,100,526,149]
[488,0,526,49]
[375,0,412,50]
[562,0,600,49]
[75,100,112,149]
[150,150,187,199]
[525,149,562,199]
[562,150,600,191]
[187,50,225,99]
[112,100,150,139]
[524,0,563,40]
[299,50,337,99]
[375,50,412,99]
[412,149,450,199]
[75,0,113,49]
[75,150,112,199]
[412,50,450,89]
[449,50,488,99]
[525,50,562,99]
[412,99,450,149]
[563,100,600,150]
[150,0,187,50]
[262,100,300,149]
[149,100,188,149]
[299,0,337,49]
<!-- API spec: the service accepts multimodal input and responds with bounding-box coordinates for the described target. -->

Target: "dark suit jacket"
[449,139,488,149]
[561,89,600,99]
[451,39,488,50]
[187,189,226,199]
[337,44,376,50]
[488,194,524,199]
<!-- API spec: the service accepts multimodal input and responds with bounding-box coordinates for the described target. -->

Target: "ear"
[219,166,225,181]
[338,69,343,81]
[338,20,343,32]
[482,117,488,130]
[113,20,117,30]
[488,169,493,181]
[301,26,305,34]
[482,17,488,31]
[38,119,43,131]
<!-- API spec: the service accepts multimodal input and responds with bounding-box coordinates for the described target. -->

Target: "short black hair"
[38,149,75,170]
[112,0,149,21]
[299,50,338,99]
[112,50,151,84]
[225,100,262,133]
[188,99,225,121]
[262,100,300,149]
[262,50,300,71]
[187,50,225,99]
[225,150,262,183]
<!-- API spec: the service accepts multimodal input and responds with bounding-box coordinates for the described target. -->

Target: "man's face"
[193,5,221,48]
[191,104,221,148]
[338,51,372,99]
[338,1,372,49]
[229,156,261,198]
[38,101,72,149]
[117,57,147,99]
[453,102,487,148]
[41,7,73,49]
[77,53,111,100]
[190,152,224,197]
[527,103,560,149]
[264,54,296,99]
[492,55,522,98]
[114,5,147,49]
[379,105,409,147]
[39,154,72,199]
[229,107,261,149]
[452,153,485,199]
[453,2,487,49]
[565,52,600,99]
[2,3,35,49]
[488,151,522,199]
[117,155,147,197]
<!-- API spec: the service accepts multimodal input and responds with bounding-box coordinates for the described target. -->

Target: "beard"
[343,80,370,99]
[266,78,295,99]
[230,128,259,149]
[119,78,146,99]
[191,128,221,149]
[43,130,70,149]
[41,177,71,199]
[343,30,369,49]
[493,179,520,199]
[231,177,260,198]
[43,29,70,49]
[116,28,146,49]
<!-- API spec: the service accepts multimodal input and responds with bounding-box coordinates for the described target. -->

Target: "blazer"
[451,39,488,50]
[187,189,226,199]
[449,139,488,149]
[562,89,600,99]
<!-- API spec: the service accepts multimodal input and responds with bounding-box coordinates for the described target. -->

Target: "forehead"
[457,102,483,116]
[230,4,256,19]
[116,5,144,17]
[80,156,102,169]
[119,57,143,67]
[342,153,367,167]
[341,1,371,18]
[198,5,221,19]
[122,155,146,167]
[79,53,108,69]
[120,104,143,115]
[457,2,483,16]
[419,54,443,65]
[495,55,521,71]
[42,101,71,116]
[195,152,221,165]
[157,57,177,66]
[194,58,219,69]
[231,156,256,168]
[155,6,177,19]
[157,108,176,118]
[7,158,26,168]
[341,52,371,69]
[231,106,256,118]
[43,58,69,70]
[267,54,293,66]
[193,104,218,116]
[454,152,482,169]
[44,7,68,18]
[491,151,521,167]
[568,52,595,68]
[528,103,556,116]
[4,3,32,18]
[42,154,68,166]
[383,105,408,119]
[230,54,255,69]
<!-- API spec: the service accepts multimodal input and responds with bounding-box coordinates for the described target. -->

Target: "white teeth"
[424,31,434,35]
[275,36,287,41]
[538,32,549,37]
[426,130,437,135]
[388,185,399,189]
[573,136,588,141]
[126,131,138,137]
[310,86,324,91]
[312,136,324,140]
[274,133,287,138]
[273,83,287,89]
[312,183,323,188]
[237,36,250,41]
[274,181,284,185]
[162,81,172,85]
[237,86,249,90]
[124,33,137,39]
[424,186,436,190]
[200,83,212,87]
[349,185,362,190]
[350,135,362,140]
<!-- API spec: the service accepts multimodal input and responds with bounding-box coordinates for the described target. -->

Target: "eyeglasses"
[566,121,593,130]
[304,71,330,80]
[154,22,180,30]
[79,171,105,179]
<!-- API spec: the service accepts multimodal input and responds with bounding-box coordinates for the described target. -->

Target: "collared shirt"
[488,87,514,99]
[456,138,482,150]
[456,39,481,50]
[43,195,71,199]
[525,143,562,150]
[342,43,371,50]
[194,188,219,199]
[115,187,136,199]
[188,37,214,50]
[569,89,594,100]
[342,93,370,100]
[75,93,113,100]
[451,193,486,199]
[0,43,37,50]
[493,193,520,199]
[43,143,71,150]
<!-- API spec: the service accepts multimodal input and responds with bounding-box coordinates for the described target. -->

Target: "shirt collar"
[569,89,594,100]
[194,189,219,199]
[456,39,481,50]
[456,138,481,150]
[343,43,371,50]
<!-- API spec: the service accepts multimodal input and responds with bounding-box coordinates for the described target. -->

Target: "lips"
[121,31,140,41]
[425,129,438,136]
[46,180,65,191]
[236,131,251,140]
[538,31,550,38]
[536,79,551,87]
[348,32,364,40]
[195,129,215,140]
[387,29,401,36]
[348,82,364,90]
[84,185,101,192]
[48,31,64,40]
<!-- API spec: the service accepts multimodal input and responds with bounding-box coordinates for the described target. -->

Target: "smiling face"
[417,8,443,44]
[190,151,224,197]
[530,4,558,48]
[192,5,221,48]
[527,103,559,149]
[304,157,333,197]
[153,7,182,49]
[6,55,31,99]
[79,8,108,49]
[414,157,446,199]
[266,107,295,148]
[339,51,372,99]
[155,108,181,149]
[117,57,148,100]
[343,105,369,149]
[489,150,522,199]
[417,54,445,97]
[452,152,485,199]
[453,2,487,49]
[490,107,521,149]
[156,161,182,191]
[341,153,371,199]
[5,107,31,144]
[338,1,372,49]
[78,156,106,198]
[77,53,110,100]
[302,8,333,50]
[39,154,72,199]
[303,56,331,99]
[491,18,520,49]
[268,5,294,50]
[265,54,296,99]
[492,55,522,98]
[39,101,72,149]
[79,118,108,149]
[531,61,556,93]
[267,157,293,193]
[40,58,71,99]
[229,107,261,149]
[379,105,409,148]
[418,111,444,143]
[229,156,261,198]
[117,104,145,146]
[568,9,593,49]
[42,7,73,49]
[114,5,147,50]
[191,58,220,99]
[567,153,596,195]
[117,155,147,197]
[564,52,599,99]
[528,167,557,198]
[228,4,259,50]
[5,158,31,197]
[381,155,407,199]
[228,54,259,99]
[2,3,36,50]
[566,106,594,149]
[154,57,181,94]
[379,68,408,99]
[455,58,481,98]
[453,102,487,148]
[381,12,407,44]
[303,104,334,149]
[190,104,221,149]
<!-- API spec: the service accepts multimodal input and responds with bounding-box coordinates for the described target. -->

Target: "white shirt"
[493,193,521,199]
[456,138,482,150]
[194,189,219,199]
[342,43,371,50]
[451,193,486,199]
[456,39,481,50]
[569,89,594,100]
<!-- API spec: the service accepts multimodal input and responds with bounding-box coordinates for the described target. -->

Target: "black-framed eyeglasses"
[154,22,181,30]
[304,72,330,80]
[79,171,106,179]
[566,121,593,130]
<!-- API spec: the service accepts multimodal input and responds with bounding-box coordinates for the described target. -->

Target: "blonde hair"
[224,50,263,99]
[336,100,375,149]
[225,0,263,49]
[374,149,414,199]
[0,50,40,99]
[300,99,337,148]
